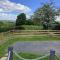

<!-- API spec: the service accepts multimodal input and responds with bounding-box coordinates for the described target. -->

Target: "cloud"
[0,13,17,20]
[0,8,4,12]
[55,16,60,22]
[0,0,32,20]
[0,0,31,13]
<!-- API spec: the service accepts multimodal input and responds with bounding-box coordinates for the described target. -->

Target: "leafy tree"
[51,22,60,30]
[32,2,60,29]
[16,13,26,26]
[25,19,34,25]
[0,21,15,32]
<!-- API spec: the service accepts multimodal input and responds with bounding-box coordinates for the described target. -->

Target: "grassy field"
[22,25,43,30]
[13,52,59,60]
[13,52,42,60]
[0,31,60,58]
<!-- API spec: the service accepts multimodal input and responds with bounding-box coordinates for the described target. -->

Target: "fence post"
[50,49,55,60]
[8,47,13,60]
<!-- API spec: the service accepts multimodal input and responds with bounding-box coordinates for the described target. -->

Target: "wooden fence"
[10,30,60,36]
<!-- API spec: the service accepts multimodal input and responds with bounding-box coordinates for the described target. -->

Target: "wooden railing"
[9,30,60,36]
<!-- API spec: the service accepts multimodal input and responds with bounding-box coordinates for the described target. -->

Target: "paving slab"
[13,41,60,57]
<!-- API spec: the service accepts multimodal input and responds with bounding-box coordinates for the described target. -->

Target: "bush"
[52,22,60,30]
[25,20,34,25]
[0,21,15,32]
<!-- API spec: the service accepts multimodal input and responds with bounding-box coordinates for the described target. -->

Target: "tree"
[51,22,60,30]
[16,13,26,26]
[25,19,34,25]
[32,2,60,29]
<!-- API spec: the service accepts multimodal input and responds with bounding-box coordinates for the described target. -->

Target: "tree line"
[0,1,60,32]
[15,1,60,30]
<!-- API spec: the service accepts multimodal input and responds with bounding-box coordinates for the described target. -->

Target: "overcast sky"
[0,0,60,21]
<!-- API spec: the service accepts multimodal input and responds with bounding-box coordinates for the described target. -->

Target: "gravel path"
[13,41,60,57]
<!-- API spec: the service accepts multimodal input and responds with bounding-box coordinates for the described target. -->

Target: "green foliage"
[15,13,26,29]
[22,25,43,30]
[25,19,34,25]
[52,22,60,30]
[0,21,15,32]
[32,2,60,29]
[16,13,26,26]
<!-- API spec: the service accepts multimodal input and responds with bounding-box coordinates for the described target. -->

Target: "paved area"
[0,53,8,60]
[13,41,60,57]
[0,57,7,60]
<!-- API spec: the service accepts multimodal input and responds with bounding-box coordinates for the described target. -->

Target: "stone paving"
[13,41,60,57]
[0,53,8,60]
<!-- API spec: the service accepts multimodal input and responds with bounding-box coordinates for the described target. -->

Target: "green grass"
[13,52,59,60]
[13,52,47,60]
[22,25,43,30]
[0,34,60,58]
[13,52,42,60]
[0,20,15,32]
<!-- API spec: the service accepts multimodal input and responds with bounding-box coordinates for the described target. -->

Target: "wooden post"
[8,47,13,60]
[50,49,55,60]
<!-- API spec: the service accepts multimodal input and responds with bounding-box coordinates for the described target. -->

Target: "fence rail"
[10,30,60,36]
[0,30,60,36]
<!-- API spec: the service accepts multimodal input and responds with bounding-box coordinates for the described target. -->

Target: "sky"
[0,0,60,21]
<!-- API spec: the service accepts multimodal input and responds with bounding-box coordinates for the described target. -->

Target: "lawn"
[13,52,42,60]
[0,32,60,58]
[13,52,59,60]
